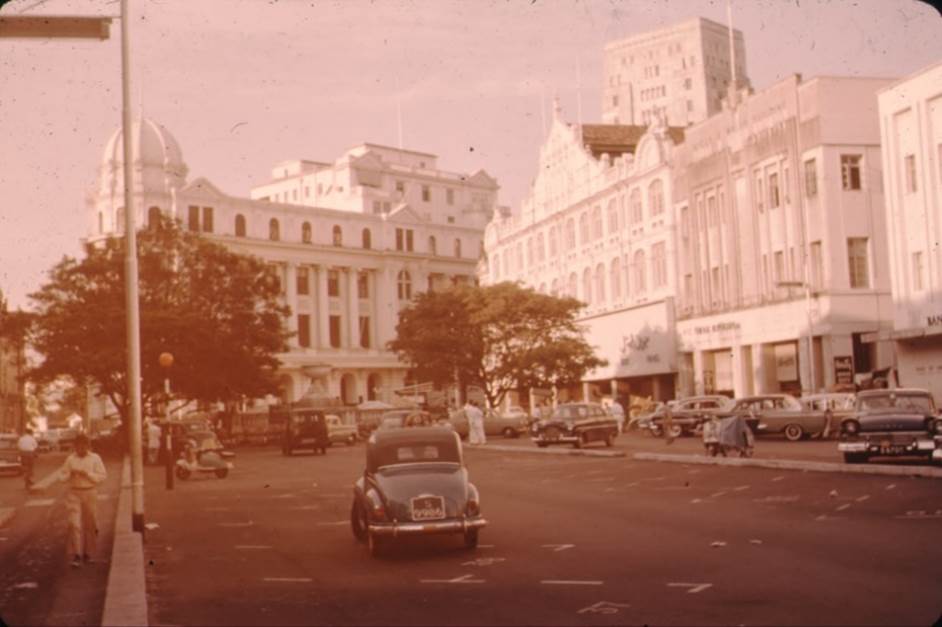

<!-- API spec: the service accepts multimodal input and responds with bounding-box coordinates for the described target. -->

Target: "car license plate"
[411,495,445,521]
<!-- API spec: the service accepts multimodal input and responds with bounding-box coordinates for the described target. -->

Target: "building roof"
[580,124,685,159]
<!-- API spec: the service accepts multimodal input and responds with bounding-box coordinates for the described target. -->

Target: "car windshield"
[373,442,460,469]
[552,406,589,420]
[859,393,936,414]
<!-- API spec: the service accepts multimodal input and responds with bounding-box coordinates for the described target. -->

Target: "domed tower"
[87,117,188,242]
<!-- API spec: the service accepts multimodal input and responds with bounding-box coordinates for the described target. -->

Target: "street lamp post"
[159,352,174,490]
[777,281,816,395]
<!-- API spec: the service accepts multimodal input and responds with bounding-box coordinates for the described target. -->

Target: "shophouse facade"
[672,74,897,398]
[873,61,942,402]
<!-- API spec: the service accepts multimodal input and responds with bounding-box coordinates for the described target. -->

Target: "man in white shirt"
[56,434,107,567]
[146,420,162,465]
[465,401,486,445]
[608,398,626,433]
[17,428,38,488]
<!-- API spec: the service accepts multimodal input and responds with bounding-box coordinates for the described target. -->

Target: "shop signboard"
[834,356,854,385]
[582,301,676,379]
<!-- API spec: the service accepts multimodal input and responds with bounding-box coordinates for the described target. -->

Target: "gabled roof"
[580,124,685,159]
[467,169,498,190]
[179,177,227,197]
[386,203,425,223]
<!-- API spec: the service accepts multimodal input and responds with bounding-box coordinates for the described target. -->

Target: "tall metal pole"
[120,0,145,533]
[806,283,816,394]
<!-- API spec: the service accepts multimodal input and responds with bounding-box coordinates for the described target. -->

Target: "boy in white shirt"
[56,434,107,567]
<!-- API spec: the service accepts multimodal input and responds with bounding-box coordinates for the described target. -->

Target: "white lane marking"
[856,495,870,502]
[625,482,640,488]
[709,491,727,499]
[421,574,484,584]
[96,494,109,500]
[542,580,603,586]
[709,541,726,548]
[749,539,763,545]
[690,498,703,504]
[263,577,311,583]
[588,477,615,483]
[771,476,785,482]
[815,514,844,521]
[835,503,851,512]
[145,523,160,530]
[289,505,320,511]
[895,509,942,519]
[461,557,506,567]
[668,582,712,594]
[733,485,750,492]
[542,544,575,552]
[25,499,55,507]
[753,495,800,504]
[577,601,631,615]
[687,469,701,474]
[235,545,272,550]
[315,520,348,526]
[218,521,254,527]
[271,494,296,499]
[13,581,38,589]
[885,484,896,491]
[604,487,616,493]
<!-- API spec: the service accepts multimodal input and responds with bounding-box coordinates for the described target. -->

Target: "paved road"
[142,442,942,626]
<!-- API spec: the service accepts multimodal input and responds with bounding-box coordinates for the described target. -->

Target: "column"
[346,268,360,349]
[581,381,591,402]
[751,343,768,395]
[731,344,748,398]
[316,265,330,349]
[378,267,397,348]
[798,335,813,395]
[369,270,380,352]
[285,263,298,348]
[692,350,705,395]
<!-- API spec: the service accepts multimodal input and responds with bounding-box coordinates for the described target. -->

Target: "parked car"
[0,435,23,476]
[326,414,359,446]
[350,426,486,557]
[448,408,529,439]
[724,394,828,441]
[801,392,856,438]
[838,388,941,464]
[279,409,329,455]
[530,402,619,448]
[647,395,733,438]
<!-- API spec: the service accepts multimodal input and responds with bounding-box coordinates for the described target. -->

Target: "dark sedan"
[838,388,941,464]
[350,427,486,557]
[530,402,619,448]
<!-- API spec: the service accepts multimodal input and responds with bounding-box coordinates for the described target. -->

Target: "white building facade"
[86,118,498,410]
[482,103,684,404]
[673,75,897,398]
[601,17,750,128]
[874,61,942,402]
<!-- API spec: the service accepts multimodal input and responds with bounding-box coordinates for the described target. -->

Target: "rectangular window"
[847,237,870,288]
[406,229,414,252]
[904,154,917,193]
[810,241,823,289]
[446,189,454,205]
[684,274,694,303]
[395,181,405,196]
[395,228,404,251]
[329,316,341,348]
[372,200,381,214]
[774,251,785,283]
[297,314,311,348]
[769,172,780,208]
[804,159,818,198]
[711,267,720,303]
[357,273,369,298]
[707,196,717,226]
[201,207,214,233]
[188,205,200,231]
[292,189,297,201]
[421,185,430,202]
[841,154,862,190]
[327,270,340,297]
[296,266,310,295]
[359,316,370,349]
[754,173,764,212]
[783,165,790,205]
[913,251,924,291]
[762,254,769,293]
[304,186,310,198]
[652,242,667,287]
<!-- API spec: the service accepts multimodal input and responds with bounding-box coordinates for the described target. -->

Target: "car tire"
[502,428,515,439]
[350,501,367,542]
[214,468,228,479]
[604,433,615,447]
[536,442,548,448]
[175,465,190,480]
[843,452,868,464]
[667,424,683,439]
[784,424,804,442]
[574,433,588,449]
[464,528,479,549]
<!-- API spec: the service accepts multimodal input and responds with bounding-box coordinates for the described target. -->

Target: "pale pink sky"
[1,0,939,310]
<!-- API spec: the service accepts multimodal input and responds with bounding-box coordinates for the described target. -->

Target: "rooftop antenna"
[726,0,738,109]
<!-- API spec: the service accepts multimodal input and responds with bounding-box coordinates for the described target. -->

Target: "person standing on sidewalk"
[663,402,676,445]
[146,419,161,465]
[17,428,38,489]
[56,434,107,567]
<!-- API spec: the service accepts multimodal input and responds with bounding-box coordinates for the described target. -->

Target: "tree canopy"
[28,217,290,421]
[389,282,605,408]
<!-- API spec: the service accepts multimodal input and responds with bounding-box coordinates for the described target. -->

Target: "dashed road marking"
[895,509,942,519]
[236,545,272,550]
[461,557,506,567]
[835,503,851,512]
[732,485,750,492]
[856,495,870,503]
[690,498,703,504]
[25,499,55,507]
[577,601,631,615]
[753,495,800,504]
[542,580,603,586]
[771,476,785,482]
[885,484,896,491]
[815,514,845,521]
[289,505,320,511]
[218,521,254,527]
[263,577,312,583]
[668,582,712,594]
[542,544,575,552]
[709,491,727,499]
[421,574,484,584]
[13,582,38,589]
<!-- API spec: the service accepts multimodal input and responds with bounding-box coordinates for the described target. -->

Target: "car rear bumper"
[369,517,487,537]
[839,439,935,454]
[531,435,579,444]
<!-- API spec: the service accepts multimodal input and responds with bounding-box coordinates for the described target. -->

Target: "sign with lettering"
[834,356,854,385]
[582,301,676,379]
[928,313,942,327]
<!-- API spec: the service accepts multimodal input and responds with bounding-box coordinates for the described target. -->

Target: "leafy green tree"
[390,282,605,408]
[28,216,290,422]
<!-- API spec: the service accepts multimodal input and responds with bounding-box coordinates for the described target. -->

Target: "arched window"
[454,238,462,258]
[606,199,618,233]
[630,188,643,224]
[568,272,578,298]
[592,205,603,240]
[648,179,664,216]
[578,212,589,244]
[610,258,622,300]
[115,207,125,233]
[549,226,558,257]
[595,263,606,302]
[269,218,280,241]
[565,218,576,249]
[582,267,593,304]
[633,249,647,292]
[536,232,545,261]
[301,221,312,243]
[428,236,437,256]
[361,228,372,249]
[397,270,412,300]
[148,206,161,230]
[332,225,342,246]
[367,373,380,401]
[98,211,104,234]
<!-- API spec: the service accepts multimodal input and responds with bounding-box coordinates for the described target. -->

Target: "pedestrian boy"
[17,428,38,488]
[56,434,107,567]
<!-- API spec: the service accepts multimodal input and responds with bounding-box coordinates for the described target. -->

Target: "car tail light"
[466,483,481,517]
[366,490,386,521]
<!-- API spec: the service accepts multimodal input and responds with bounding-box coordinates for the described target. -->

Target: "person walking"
[608,397,626,433]
[146,419,161,465]
[56,434,107,567]
[17,428,38,489]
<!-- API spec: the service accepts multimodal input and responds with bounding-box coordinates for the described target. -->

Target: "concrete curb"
[470,444,625,458]
[632,452,942,478]
[101,457,148,627]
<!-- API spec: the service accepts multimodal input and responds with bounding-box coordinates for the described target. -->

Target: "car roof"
[368,426,458,447]
[857,388,930,397]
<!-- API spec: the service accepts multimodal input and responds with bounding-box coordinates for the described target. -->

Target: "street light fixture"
[777,280,816,395]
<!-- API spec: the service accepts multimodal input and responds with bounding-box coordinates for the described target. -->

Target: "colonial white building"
[673,74,897,398]
[481,102,685,404]
[601,17,750,127]
[873,61,942,402]
[86,118,499,410]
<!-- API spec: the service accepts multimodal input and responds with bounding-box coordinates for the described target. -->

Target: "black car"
[838,388,941,464]
[530,402,619,448]
[350,426,486,557]
[276,408,329,455]
[647,395,733,438]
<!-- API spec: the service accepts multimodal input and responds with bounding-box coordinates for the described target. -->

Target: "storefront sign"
[928,313,942,327]
[834,356,854,385]
[774,343,798,382]
[582,301,676,379]
[693,321,741,335]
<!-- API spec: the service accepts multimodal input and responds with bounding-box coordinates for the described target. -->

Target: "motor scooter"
[702,415,754,458]
[175,439,233,480]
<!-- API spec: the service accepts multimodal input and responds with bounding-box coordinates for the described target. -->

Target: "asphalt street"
[141,440,942,626]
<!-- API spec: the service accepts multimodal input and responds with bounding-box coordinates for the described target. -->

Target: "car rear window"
[373,442,460,469]
[859,394,935,414]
